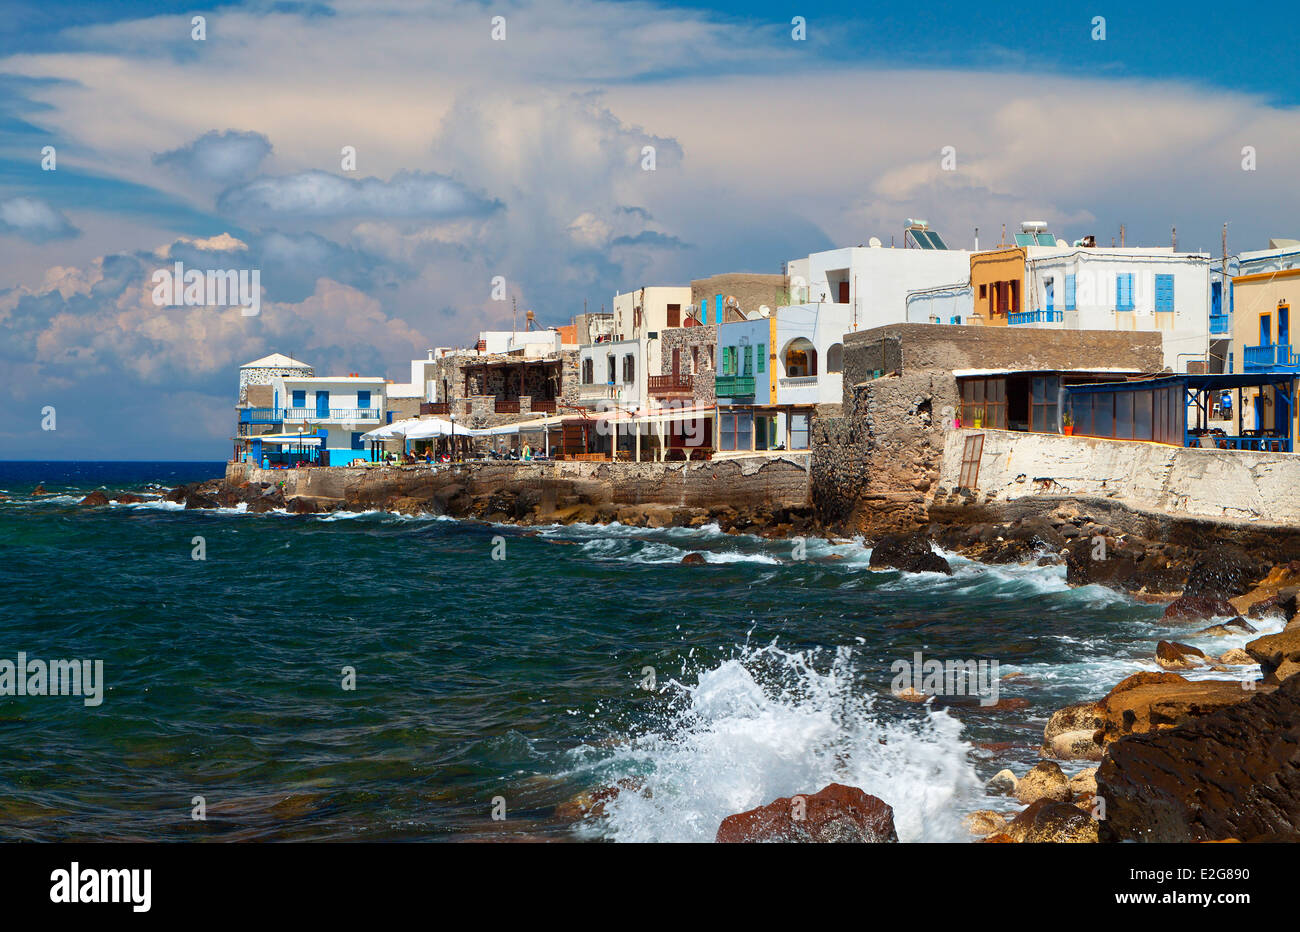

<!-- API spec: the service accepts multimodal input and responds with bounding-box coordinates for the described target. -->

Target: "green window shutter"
[757,344,765,373]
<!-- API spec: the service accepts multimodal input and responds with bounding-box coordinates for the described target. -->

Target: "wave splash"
[570,643,983,843]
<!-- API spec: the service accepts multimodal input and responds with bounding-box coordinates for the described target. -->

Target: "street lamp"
[449,411,457,463]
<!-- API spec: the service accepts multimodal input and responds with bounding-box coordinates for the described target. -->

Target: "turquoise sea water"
[0,462,1274,842]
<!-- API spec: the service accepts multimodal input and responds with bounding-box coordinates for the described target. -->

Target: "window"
[1155,274,1174,312]
[827,343,843,373]
[784,338,817,377]
[582,358,593,384]
[666,303,680,328]
[721,346,735,376]
[351,432,365,450]
[757,344,766,374]
[292,389,306,407]
[606,355,616,384]
[1065,273,1076,311]
[959,377,1006,428]
[719,411,753,451]
[1030,376,1059,432]
[979,284,987,299]
[742,345,753,376]
[789,413,810,450]
[622,354,635,383]
[1044,278,1054,312]
[1116,273,1134,310]
[357,390,371,409]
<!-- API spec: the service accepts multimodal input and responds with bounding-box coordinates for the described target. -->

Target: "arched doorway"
[783,338,818,378]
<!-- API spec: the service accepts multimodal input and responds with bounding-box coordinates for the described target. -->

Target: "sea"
[0,461,1277,842]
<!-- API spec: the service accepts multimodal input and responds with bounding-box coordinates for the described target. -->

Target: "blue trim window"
[292,389,306,407]
[1065,274,1076,311]
[1044,278,1054,312]
[1116,273,1135,311]
[357,390,371,409]
[1154,274,1174,312]
[351,432,365,450]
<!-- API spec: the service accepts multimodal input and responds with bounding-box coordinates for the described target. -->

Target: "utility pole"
[1120,224,1126,247]
[1172,225,1177,251]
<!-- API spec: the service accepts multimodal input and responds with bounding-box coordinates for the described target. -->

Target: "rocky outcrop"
[1155,640,1207,670]
[1181,544,1264,599]
[868,533,951,575]
[1161,594,1238,623]
[1097,674,1300,842]
[680,552,706,565]
[1094,672,1260,745]
[1245,628,1300,683]
[78,491,109,507]
[715,783,897,843]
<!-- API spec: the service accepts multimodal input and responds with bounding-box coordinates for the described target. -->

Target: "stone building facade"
[425,349,581,428]
[811,324,1166,533]
[691,273,787,322]
[658,324,718,407]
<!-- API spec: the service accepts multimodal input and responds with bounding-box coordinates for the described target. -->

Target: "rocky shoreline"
[75,476,1300,842]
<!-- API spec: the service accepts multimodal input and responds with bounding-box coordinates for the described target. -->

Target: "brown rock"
[1218,648,1255,665]
[982,832,1016,843]
[868,532,952,575]
[1014,761,1071,804]
[964,810,1008,836]
[32,484,48,496]
[1245,628,1300,681]
[1044,701,1102,742]
[1068,767,1098,797]
[1155,640,1207,670]
[1006,798,1098,843]
[1162,594,1237,623]
[715,783,897,843]
[680,552,707,565]
[1263,659,1300,686]
[113,492,145,504]
[1049,729,1103,761]
[78,490,110,507]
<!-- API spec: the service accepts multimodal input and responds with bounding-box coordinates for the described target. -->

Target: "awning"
[249,434,323,446]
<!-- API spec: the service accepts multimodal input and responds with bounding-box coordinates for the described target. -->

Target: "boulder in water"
[715,783,897,843]
[78,490,110,507]
[868,533,951,575]
[680,552,706,565]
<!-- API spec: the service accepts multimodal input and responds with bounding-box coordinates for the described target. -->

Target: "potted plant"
[1062,410,1074,435]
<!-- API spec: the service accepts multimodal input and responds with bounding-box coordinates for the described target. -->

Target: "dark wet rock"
[164,485,188,503]
[1195,617,1257,637]
[1181,544,1265,599]
[1162,594,1238,623]
[715,783,897,843]
[112,492,146,504]
[1006,798,1098,843]
[32,484,48,496]
[184,491,220,510]
[1097,674,1300,842]
[78,490,110,507]
[1062,536,1175,592]
[869,532,951,575]
[680,552,706,565]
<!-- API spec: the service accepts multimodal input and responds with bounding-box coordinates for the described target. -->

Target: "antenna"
[1172,225,1177,251]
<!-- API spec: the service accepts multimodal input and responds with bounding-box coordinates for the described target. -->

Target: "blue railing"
[1007,309,1064,325]
[1243,343,1300,371]
[240,407,382,423]
[1185,432,1291,453]
[1209,314,1231,335]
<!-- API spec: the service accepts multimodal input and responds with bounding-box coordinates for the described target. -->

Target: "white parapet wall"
[938,427,1300,526]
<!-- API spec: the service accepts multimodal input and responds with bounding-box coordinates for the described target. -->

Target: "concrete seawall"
[938,428,1300,527]
[225,453,812,513]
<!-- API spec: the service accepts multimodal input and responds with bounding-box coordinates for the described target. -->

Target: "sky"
[1,0,1298,459]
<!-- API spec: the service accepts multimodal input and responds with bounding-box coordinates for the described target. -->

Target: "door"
[315,390,330,418]
[671,348,680,378]
[1279,305,1290,351]
[1260,314,1272,347]
[1044,278,1054,312]
[838,281,850,303]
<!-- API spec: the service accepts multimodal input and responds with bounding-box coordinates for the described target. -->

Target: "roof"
[241,352,313,370]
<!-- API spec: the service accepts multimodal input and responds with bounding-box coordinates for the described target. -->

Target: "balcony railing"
[531,398,557,414]
[1243,343,1300,371]
[1209,314,1231,335]
[420,402,449,415]
[1186,432,1291,453]
[715,374,756,396]
[648,374,694,394]
[495,399,521,414]
[1008,309,1064,325]
[242,407,382,423]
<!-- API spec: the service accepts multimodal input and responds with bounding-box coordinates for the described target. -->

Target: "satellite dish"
[868,236,882,248]
[1055,238,1068,247]
[759,305,771,317]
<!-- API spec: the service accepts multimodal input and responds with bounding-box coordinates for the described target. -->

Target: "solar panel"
[928,230,949,250]
[908,228,949,249]
[1037,233,1056,246]
[1013,233,1036,247]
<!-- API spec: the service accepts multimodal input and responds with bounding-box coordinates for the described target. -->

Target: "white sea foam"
[568,643,983,843]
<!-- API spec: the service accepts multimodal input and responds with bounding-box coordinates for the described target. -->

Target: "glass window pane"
[1135,391,1153,439]
[1095,394,1113,436]
[1116,392,1134,439]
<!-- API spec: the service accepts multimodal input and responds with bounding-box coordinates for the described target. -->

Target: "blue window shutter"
[1045,278,1054,311]
[1155,274,1174,312]
[1065,274,1076,310]
[292,389,305,407]
[357,390,371,409]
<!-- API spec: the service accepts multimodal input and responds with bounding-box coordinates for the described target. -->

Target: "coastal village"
[174,221,1300,843]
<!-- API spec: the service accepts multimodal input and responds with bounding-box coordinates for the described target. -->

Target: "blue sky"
[1,0,1298,458]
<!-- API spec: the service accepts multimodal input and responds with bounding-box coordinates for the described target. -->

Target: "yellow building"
[1229,267,1300,437]
[969,247,1027,325]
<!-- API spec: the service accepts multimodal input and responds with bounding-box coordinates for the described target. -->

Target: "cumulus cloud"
[216,169,502,220]
[153,129,273,183]
[0,197,79,242]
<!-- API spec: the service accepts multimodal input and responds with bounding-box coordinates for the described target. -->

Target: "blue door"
[1044,278,1054,312]
[1260,314,1272,347]
[315,390,330,418]
[1279,305,1290,350]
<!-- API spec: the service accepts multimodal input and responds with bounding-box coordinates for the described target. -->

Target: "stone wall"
[691,273,787,318]
[426,349,580,426]
[237,363,312,404]
[227,453,812,511]
[660,324,717,407]
[937,427,1300,528]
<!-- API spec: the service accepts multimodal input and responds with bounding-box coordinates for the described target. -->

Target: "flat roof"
[1066,372,1297,393]
[952,367,1145,378]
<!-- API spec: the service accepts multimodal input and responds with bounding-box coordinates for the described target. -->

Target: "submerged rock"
[964,810,1008,836]
[680,552,706,565]
[1162,594,1238,623]
[986,769,1018,796]
[1097,674,1300,842]
[868,533,951,575]
[715,783,897,843]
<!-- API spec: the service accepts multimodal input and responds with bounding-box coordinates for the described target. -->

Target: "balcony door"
[315,390,330,418]
[1260,314,1272,347]
[1279,305,1290,349]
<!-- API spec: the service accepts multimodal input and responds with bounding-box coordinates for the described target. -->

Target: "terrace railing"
[714,374,755,397]
[1185,432,1292,453]
[1243,343,1300,371]
[1008,309,1064,325]
[648,374,694,394]
[1209,314,1231,335]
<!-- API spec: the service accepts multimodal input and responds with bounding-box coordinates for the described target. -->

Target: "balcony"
[239,407,282,424]
[1209,314,1231,335]
[1007,309,1064,325]
[1243,343,1300,371]
[495,399,521,414]
[715,374,755,397]
[1186,431,1291,453]
[420,402,449,415]
[279,407,383,422]
[648,373,694,395]
[531,398,557,414]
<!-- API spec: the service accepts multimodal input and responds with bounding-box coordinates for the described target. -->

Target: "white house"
[272,374,388,464]
[773,303,851,407]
